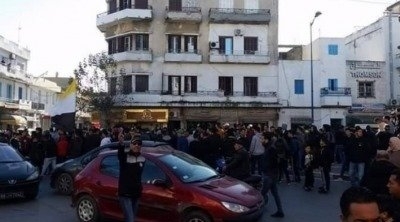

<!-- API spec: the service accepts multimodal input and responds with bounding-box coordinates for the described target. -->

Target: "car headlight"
[27,170,39,180]
[221,201,250,213]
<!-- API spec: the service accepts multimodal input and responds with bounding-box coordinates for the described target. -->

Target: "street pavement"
[0,164,349,222]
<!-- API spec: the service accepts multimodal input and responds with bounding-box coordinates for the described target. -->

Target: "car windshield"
[0,145,24,163]
[158,152,218,183]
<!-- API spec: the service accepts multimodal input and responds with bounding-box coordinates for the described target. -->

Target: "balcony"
[209,50,270,64]
[111,50,152,62]
[320,87,352,107]
[114,90,278,107]
[97,4,153,32]
[164,49,202,63]
[209,8,270,24]
[31,102,45,110]
[165,7,202,23]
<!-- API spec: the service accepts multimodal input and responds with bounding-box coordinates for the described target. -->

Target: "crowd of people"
[1,112,399,220]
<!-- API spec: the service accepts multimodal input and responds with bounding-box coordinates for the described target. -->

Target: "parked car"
[72,148,264,222]
[50,141,173,195]
[0,143,40,200]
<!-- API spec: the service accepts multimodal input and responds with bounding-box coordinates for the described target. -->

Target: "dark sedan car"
[0,143,40,200]
[50,141,173,195]
[72,148,264,222]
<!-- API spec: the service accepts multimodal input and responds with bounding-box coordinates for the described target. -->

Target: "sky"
[0,0,397,78]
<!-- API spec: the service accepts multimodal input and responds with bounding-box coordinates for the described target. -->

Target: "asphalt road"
[0,165,349,222]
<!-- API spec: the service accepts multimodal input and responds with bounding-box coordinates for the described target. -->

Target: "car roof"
[98,146,179,157]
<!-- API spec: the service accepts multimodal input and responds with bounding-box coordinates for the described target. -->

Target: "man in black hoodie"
[117,134,145,222]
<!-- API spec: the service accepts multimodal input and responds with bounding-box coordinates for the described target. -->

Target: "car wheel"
[56,173,73,195]
[25,188,39,200]
[76,195,101,222]
[183,210,212,222]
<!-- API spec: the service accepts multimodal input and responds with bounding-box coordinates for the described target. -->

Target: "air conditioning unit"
[169,111,179,118]
[390,99,398,106]
[209,41,220,49]
[234,29,243,36]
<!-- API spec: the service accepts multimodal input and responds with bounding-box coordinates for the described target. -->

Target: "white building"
[96,0,279,129]
[278,38,351,129]
[0,35,61,130]
[343,2,400,124]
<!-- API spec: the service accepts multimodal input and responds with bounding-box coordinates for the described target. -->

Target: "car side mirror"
[152,179,167,187]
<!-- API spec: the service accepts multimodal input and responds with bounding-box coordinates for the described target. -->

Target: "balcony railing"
[209,50,270,64]
[165,6,202,23]
[110,49,152,62]
[320,87,351,96]
[166,6,201,13]
[164,49,202,62]
[209,8,271,24]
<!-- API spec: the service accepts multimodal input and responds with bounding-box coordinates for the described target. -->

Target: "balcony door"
[219,37,233,55]
[135,0,148,9]
[120,0,132,10]
[169,0,182,11]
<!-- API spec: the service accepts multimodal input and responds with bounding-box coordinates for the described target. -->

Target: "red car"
[72,148,264,222]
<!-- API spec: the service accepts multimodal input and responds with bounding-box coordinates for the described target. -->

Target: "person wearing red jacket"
[56,130,69,163]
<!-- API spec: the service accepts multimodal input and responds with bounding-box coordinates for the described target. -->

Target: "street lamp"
[310,11,321,125]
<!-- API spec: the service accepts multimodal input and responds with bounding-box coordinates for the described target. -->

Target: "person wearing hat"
[223,139,250,181]
[117,133,145,222]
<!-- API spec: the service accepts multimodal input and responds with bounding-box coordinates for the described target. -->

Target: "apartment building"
[0,35,61,130]
[96,0,279,129]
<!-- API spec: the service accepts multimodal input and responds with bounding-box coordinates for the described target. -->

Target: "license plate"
[0,192,24,199]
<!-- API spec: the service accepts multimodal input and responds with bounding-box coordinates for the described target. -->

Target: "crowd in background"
[0,111,399,219]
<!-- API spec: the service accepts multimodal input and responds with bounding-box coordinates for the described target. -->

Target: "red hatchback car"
[72,148,264,222]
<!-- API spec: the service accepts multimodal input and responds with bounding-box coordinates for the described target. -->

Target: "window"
[18,87,23,100]
[184,36,197,53]
[45,92,49,104]
[328,79,338,91]
[135,34,149,51]
[142,161,167,184]
[136,75,149,92]
[168,35,181,53]
[328,44,338,55]
[168,76,181,95]
[109,77,117,96]
[38,90,42,103]
[294,80,304,94]
[169,0,182,11]
[244,37,258,54]
[184,76,197,93]
[0,82,2,97]
[358,81,374,98]
[120,0,131,9]
[219,77,233,96]
[219,36,233,55]
[108,0,117,13]
[100,155,119,178]
[122,75,132,94]
[6,84,12,100]
[108,38,117,54]
[135,0,148,9]
[124,36,131,51]
[244,77,258,96]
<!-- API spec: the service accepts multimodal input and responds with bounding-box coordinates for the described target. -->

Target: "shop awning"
[0,114,27,126]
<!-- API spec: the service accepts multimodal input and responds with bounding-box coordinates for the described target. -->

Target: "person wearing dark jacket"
[360,151,397,195]
[29,132,45,174]
[224,139,250,180]
[318,137,333,194]
[348,127,373,187]
[261,132,285,218]
[82,128,101,154]
[41,131,57,176]
[117,133,145,222]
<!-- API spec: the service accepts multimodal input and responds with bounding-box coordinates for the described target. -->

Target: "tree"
[74,52,117,129]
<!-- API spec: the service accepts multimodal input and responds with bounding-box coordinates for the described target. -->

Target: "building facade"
[278,38,351,129]
[0,35,61,131]
[96,0,279,129]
